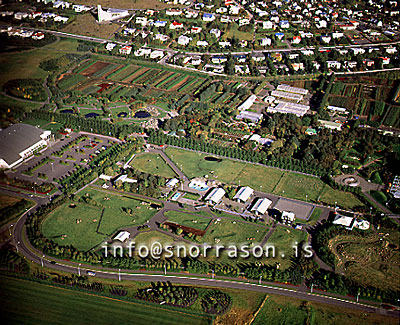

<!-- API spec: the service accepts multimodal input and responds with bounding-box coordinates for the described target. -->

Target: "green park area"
[164,211,212,231]
[132,153,177,178]
[42,187,159,251]
[0,194,34,227]
[165,147,364,209]
[202,218,268,246]
[0,276,211,325]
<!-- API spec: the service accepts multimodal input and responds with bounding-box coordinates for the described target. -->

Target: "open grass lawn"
[77,187,159,235]
[42,187,159,250]
[62,13,119,39]
[202,218,268,246]
[133,230,175,247]
[319,187,364,209]
[306,207,323,225]
[272,173,324,202]
[164,211,212,231]
[0,93,41,111]
[252,294,397,325]
[42,202,105,251]
[264,226,308,269]
[0,276,211,325]
[132,153,177,178]
[233,164,284,193]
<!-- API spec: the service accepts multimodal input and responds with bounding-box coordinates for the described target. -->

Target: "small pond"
[204,156,222,162]
[61,109,73,114]
[117,112,128,118]
[85,112,100,118]
[134,111,151,118]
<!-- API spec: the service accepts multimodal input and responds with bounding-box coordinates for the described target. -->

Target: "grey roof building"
[0,123,51,168]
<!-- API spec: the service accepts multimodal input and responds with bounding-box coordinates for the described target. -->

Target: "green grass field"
[132,153,178,178]
[202,218,268,246]
[164,211,212,231]
[165,147,363,209]
[42,187,159,251]
[0,276,211,325]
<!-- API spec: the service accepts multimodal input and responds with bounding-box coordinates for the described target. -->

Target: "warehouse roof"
[0,123,49,166]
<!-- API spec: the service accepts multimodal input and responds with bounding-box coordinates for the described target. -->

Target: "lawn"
[164,211,212,231]
[319,187,364,209]
[202,218,268,246]
[133,230,175,247]
[305,207,323,225]
[72,0,179,9]
[0,93,41,111]
[265,226,308,269]
[42,187,159,251]
[132,153,178,178]
[0,276,211,325]
[272,173,324,202]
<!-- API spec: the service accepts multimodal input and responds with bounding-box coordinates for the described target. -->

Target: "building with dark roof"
[0,123,51,169]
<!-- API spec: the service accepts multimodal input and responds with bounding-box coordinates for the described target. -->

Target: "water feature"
[134,111,151,118]
[204,156,222,162]
[61,109,73,114]
[85,112,100,118]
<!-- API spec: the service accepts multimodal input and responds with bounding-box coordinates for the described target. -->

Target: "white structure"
[178,35,191,46]
[281,211,295,223]
[271,90,303,103]
[268,102,309,117]
[114,231,130,242]
[0,124,51,169]
[251,198,272,215]
[318,120,342,131]
[333,214,355,230]
[233,186,254,203]
[277,84,308,95]
[105,42,116,51]
[97,5,129,23]
[238,95,257,111]
[119,45,132,55]
[236,111,262,123]
[205,188,226,205]
[166,178,179,187]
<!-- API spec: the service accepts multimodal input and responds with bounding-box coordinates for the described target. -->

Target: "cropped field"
[132,153,177,178]
[0,276,211,325]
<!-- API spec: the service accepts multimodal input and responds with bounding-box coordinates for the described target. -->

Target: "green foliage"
[2,78,47,101]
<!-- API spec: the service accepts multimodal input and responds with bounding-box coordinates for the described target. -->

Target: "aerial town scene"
[0,0,399,323]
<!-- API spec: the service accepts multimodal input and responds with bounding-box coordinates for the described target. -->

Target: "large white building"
[233,186,254,203]
[0,124,51,169]
[97,5,129,23]
[251,198,272,215]
[205,188,226,205]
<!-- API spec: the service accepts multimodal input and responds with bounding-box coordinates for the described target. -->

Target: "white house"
[191,26,202,34]
[72,5,91,12]
[105,42,116,51]
[166,178,179,187]
[239,18,250,26]
[229,5,240,15]
[203,13,215,21]
[53,1,70,9]
[205,188,226,205]
[321,35,331,43]
[332,32,344,39]
[169,21,184,29]
[154,20,167,27]
[327,61,341,69]
[150,50,164,59]
[197,40,209,47]
[262,21,274,29]
[154,34,169,42]
[119,45,132,55]
[260,37,272,46]
[279,20,290,28]
[136,16,148,26]
[281,211,295,223]
[166,9,182,16]
[32,32,45,40]
[210,28,221,38]
[114,231,130,242]
[178,35,191,46]
[219,41,231,48]
[233,186,254,203]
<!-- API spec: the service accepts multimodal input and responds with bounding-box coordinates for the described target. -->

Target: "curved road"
[9,203,399,319]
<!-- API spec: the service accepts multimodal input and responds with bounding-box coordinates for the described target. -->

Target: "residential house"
[331,31,344,39]
[210,28,221,38]
[119,45,132,55]
[177,35,191,46]
[211,56,227,64]
[239,18,250,26]
[259,37,272,46]
[235,65,250,74]
[32,31,45,40]
[262,20,274,29]
[363,59,375,67]
[197,40,209,47]
[135,16,147,26]
[220,16,231,23]
[154,20,167,27]
[251,53,265,62]
[153,33,169,42]
[191,26,202,34]
[150,50,164,59]
[53,1,70,9]
[352,47,365,55]
[105,42,116,51]
[291,62,305,71]
[203,13,215,21]
[166,9,182,16]
[233,186,254,203]
[233,54,247,63]
[292,35,301,44]
[327,61,341,69]
[320,34,331,43]
[169,21,184,29]
[219,41,231,48]
[380,57,390,65]
[280,20,290,28]
[229,5,240,15]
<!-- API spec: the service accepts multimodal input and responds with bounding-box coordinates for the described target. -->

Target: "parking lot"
[6,133,116,186]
